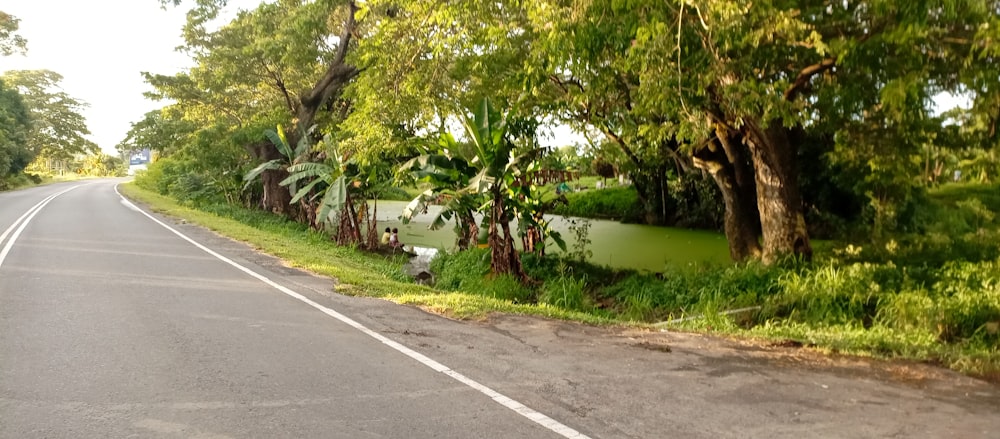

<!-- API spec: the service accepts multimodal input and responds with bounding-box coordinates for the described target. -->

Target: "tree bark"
[247,141,293,215]
[743,119,812,263]
[488,189,525,280]
[693,135,761,262]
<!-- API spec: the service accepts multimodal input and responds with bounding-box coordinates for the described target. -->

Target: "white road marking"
[115,184,591,439]
[0,185,84,270]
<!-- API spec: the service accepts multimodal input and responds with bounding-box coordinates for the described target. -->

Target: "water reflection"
[372,200,731,272]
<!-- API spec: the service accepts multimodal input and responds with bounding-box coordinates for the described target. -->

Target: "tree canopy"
[0,78,31,180]
[1,70,98,162]
[0,11,27,56]
[145,0,1000,264]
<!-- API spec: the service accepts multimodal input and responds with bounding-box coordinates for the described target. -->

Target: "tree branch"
[600,124,643,168]
[302,1,359,108]
[261,59,296,113]
[784,58,836,101]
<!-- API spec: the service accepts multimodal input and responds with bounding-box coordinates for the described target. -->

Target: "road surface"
[1,179,998,438]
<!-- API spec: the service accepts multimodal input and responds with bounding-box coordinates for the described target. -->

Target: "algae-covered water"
[373,200,731,272]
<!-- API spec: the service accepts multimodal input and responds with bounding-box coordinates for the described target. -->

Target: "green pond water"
[374,200,732,272]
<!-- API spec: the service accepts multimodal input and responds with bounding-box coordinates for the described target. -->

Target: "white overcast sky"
[2,0,258,154]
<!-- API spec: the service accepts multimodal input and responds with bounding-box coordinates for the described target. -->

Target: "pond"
[372,200,732,272]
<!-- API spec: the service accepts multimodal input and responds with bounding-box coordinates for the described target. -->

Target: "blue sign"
[129,149,151,165]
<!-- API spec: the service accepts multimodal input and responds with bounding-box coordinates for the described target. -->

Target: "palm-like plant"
[400,136,483,251]
[280,134,396,248]
[277,133,360,244]
[403,98,549,279]
[243,125,312,218]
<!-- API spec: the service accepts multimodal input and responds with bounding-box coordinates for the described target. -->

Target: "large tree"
[553,0,994,262]
[340,0,538,159]
[152,0,360,216]
[0,78,32,181]
[1,70,98,164]
[116,109,197,157]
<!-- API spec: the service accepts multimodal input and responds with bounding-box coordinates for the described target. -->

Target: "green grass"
[929,182,1000,213]
[0,172,96,192]
[119,182,616,325]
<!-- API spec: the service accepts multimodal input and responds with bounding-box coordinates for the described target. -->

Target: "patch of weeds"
[538,263,590,312]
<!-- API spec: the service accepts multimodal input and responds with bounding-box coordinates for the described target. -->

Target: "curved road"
[1,179,998,438]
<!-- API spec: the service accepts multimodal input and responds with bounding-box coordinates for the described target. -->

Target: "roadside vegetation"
[100,0,1000,381]
[1,26,126,190]
[126,173,1000,379]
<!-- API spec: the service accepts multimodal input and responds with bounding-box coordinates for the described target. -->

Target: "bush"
[429,248,534,303]
[0,172,37,191]
[553,186,642,221]
[767,262,885,327]
[538,263,591,312]
[551,174,723,230]
[931,261,1000,343]
[134,157,235,207]
[430,247,491,290]
[133,158,174,195]
[379,186,413,201]
[539,275,589,310]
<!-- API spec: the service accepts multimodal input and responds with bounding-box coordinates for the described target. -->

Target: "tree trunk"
[629,164,669,225]
[693,138,761,262]
[743,120,812,263]
[248,141,293,215]
[456,212,477,251]
[488,189,525,280]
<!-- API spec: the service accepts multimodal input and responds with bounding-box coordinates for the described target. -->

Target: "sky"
[2,0,256,154]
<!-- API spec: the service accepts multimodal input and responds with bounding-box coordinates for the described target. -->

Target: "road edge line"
[0,185,84,269]
[114,184,591,439]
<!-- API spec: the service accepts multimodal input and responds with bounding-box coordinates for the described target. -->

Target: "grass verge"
[119,182,615,325]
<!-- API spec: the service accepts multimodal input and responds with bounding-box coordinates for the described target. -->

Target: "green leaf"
[242,159,284,189]
[401,189,435,222]
[265,126,293,161]
[289,177,324,204]
[318,175,348,225]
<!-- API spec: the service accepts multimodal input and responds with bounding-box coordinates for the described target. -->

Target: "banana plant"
[399,140,483,250]
[281,134,395,248]
[402,98,548,279]
[277,133,358,242]
[242,124,311,190]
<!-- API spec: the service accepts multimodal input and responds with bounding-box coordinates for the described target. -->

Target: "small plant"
[566,218,593,262]
[539,263,589,311]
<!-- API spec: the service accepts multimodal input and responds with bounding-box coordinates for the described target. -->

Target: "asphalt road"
[1,179,998,438]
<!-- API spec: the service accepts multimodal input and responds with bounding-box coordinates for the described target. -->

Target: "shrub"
[767,262,884,327]
[379,186,412,201]
[430,248,537,303]
[430,248,491,290]
[0,172,37,190]
[600,274,663,321]
[169,173,218,206]
[553,186,642,221]
[551,174,724,230]
[931,260,1000,343]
